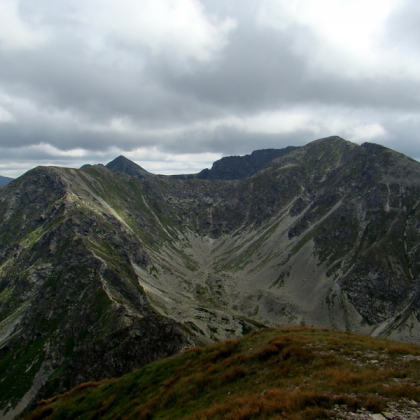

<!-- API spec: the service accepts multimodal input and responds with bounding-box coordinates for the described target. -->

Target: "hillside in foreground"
[25,327,420,420]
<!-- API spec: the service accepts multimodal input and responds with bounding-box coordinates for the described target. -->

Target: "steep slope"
[25,327,420,420]
[1,135,420,417]
[99,136,420,344]
[0,167,196,419]
[106,155,151,177]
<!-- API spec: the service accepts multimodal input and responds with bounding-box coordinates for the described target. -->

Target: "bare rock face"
[195,147,297,180]
[0,167,196,418]
[1,135,420,417]
[105,155,151,177]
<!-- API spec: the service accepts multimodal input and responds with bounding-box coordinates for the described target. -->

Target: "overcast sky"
[0,0,419,178]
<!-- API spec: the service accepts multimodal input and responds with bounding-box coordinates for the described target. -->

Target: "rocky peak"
[195,146,297,180]
[106,155,151,177]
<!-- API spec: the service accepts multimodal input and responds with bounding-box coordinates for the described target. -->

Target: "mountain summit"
[105,155,151,176]
[1,136,420,417]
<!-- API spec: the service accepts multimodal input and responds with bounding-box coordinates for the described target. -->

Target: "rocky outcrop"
[43,315,193,396]
[195,147,297,180]
[106,155,151,177]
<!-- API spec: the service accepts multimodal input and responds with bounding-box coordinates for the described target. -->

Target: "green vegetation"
[25,327,420,420]
[0,337,46,409]
[0,287,11,301]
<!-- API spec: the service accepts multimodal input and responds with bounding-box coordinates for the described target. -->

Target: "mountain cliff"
[195,147,297,180]
[0,166,196,419]
[1,136,420,417]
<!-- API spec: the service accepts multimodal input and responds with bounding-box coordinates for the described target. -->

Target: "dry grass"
[219,366,247,383]
[27,407,54,420]
[191,389,333,420]
[380,383,420,400]
[24,327,420,420]
[37,380,107,406]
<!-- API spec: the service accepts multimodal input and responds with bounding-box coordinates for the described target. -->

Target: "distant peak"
[0,175,14,188]
[194,146,298,180]
[308,135,347,145]
[106,156,150,177]
[112,155,132,163]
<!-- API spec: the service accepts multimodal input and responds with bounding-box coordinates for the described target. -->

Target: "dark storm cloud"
[153,24,305,111]
[156,19,420,113]
[0,47,213,125]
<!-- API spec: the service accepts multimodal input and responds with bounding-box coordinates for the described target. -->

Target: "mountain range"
[1,135,420,418]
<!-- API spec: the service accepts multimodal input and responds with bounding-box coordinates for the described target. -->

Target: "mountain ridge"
[101,146,298,181]
[1,136,420,417]
[193,146,298,180]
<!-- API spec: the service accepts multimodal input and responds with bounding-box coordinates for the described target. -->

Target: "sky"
[0,0,419,178]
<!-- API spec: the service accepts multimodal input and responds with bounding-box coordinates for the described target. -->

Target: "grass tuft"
[220,366,247,383]
[254,343,282,361]
[27,407,54,420]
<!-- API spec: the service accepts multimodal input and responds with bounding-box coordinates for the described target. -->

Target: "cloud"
[0,0,49,50]
[27,0,236,68]
[0,0,419,178]
[383,0,420,49]
[0,105,14,123]
[256,0,414,79]
[95,0,236,65]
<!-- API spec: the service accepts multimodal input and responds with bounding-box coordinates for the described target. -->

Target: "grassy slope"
[26,327,420,420]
